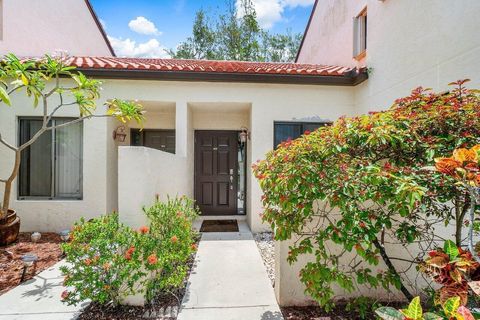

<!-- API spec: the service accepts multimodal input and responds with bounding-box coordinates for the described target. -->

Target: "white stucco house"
[0,0,114,57]
[0,0,479,307]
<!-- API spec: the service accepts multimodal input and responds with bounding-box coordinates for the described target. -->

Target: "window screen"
[274,121,330,149]
[19,118,83,199]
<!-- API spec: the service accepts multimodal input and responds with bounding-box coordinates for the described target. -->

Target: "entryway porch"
[117,100,252,229]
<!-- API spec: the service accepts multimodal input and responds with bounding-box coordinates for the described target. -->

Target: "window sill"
[16,198,84,202]
[354,50,366,61]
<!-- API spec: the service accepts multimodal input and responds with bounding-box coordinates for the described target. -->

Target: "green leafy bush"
[252,81,480,309]
[376,296,476,320]
[60,196,199,305]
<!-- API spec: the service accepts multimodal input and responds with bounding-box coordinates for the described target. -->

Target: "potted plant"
[0,54,144,245]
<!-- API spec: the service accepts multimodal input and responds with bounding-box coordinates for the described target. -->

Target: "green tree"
[0,54,144,244]
[166,9,217,60]
[253,81,480,310]
[260,30,303,62]
[170,0,302,62]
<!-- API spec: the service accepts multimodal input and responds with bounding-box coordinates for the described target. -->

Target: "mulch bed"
[281,301,405,320]
[0,232,63,295]
[77,235,200,320]
[281,306,363,320]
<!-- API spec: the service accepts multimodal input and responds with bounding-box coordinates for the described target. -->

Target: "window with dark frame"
[18,118,83,200]
[130,129,176,154]
[274,121,331,149]
[353,7,367,59]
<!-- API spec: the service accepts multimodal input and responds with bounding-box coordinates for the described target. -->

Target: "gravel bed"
[254,232,275,286]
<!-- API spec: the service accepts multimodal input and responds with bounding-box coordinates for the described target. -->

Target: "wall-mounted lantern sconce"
[239,127,250,160]
[113,126,127,142]
[239,127,250,144]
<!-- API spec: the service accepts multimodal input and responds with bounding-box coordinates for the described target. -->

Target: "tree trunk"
[1,151,21,223]
[372,238,414,301]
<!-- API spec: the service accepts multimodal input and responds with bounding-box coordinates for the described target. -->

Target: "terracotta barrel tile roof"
[65,56,357,77]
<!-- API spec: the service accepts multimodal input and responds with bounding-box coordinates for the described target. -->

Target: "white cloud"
[99,19,107,29]
[128,16,162,36]
[108,36,169,58]
[283,0,315,7]
[236,0,315,29]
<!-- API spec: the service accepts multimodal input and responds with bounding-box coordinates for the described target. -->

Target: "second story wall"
[297,0,480,114]
[355,0,480,114]
[0,0,114,57]
[296,0,366,67]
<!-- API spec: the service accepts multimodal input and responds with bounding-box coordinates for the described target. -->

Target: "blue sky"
[89,0,314,58]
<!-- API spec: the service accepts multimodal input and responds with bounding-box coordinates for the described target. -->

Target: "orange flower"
[475,174,480,186]
[147,254,158,265]
[191,243,198,251]
[138,226,149,234]
[435,157,461,175]
[84,258,92,266]
[61,290,70,300]
[171,235,178,244]
[103,262,111,271]
[125,246,135,260]
[453,148,476,164]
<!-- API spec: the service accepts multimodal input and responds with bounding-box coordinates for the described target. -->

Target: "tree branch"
[45,114,110,131]
[7,85,25,95]
[46,100,78,124]
[45,74,60,98]
[18,127,47,152]
[467,187,480,263]
[372,238,414,301]
[0,133,17,151]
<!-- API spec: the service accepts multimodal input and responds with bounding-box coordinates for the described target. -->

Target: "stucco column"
[176,101,189,158]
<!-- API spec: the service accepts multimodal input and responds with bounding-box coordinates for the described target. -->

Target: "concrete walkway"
[0,261,85,320]
[178,222,283,320]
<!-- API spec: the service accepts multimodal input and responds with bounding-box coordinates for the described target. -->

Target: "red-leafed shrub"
[253,80,480,310]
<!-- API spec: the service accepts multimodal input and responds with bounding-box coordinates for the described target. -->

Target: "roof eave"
[77,68,368,86]
[295,0,319,63]
[84,0,116,57]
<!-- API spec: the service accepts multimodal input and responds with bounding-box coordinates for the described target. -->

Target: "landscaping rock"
[254,232,275,286]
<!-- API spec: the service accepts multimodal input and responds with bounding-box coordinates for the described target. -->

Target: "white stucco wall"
[0,0,112,57]
[297,0,480,113]
[285,0,480,306]
[118,146,190,228]
[0,78,356,232]
[0,84,115,232]
[94,79,355,232]
[354,0,480,113]
[297,0,366,67]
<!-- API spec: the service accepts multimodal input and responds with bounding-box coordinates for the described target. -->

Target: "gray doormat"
[200,220,239,232]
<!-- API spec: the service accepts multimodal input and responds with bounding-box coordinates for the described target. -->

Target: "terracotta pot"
[0,209,20,246]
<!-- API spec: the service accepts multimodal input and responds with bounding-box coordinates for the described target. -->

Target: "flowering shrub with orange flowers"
[60,196,198,306]
[252,80,480,310]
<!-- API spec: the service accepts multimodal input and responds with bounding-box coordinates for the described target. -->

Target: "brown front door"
[194,131,238,215]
